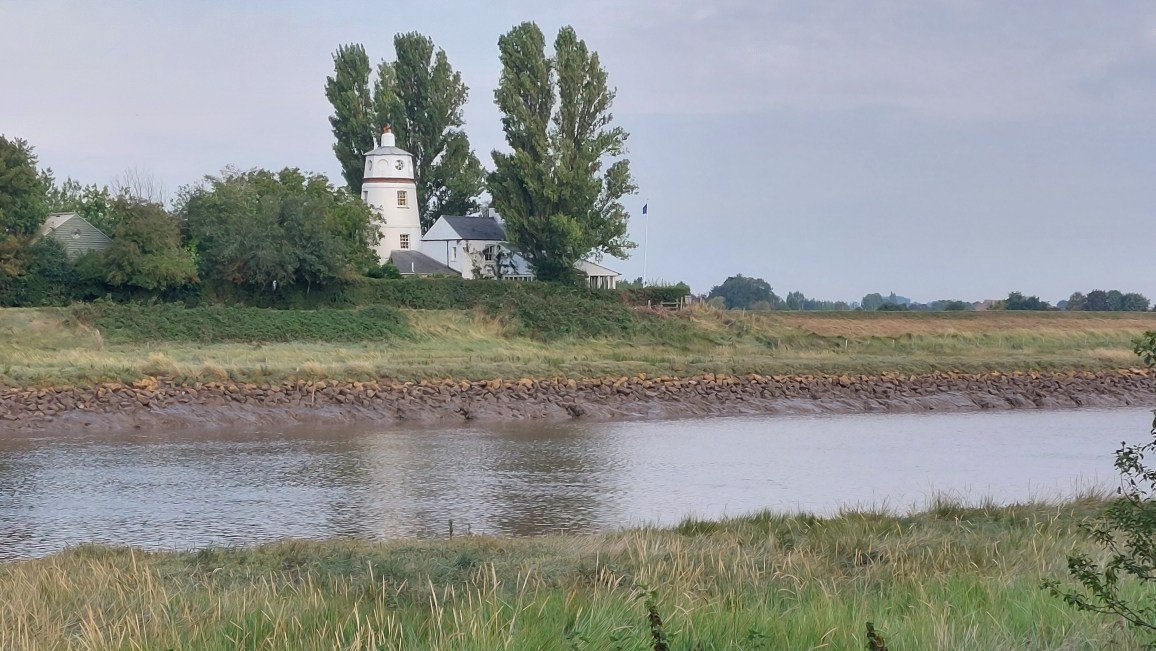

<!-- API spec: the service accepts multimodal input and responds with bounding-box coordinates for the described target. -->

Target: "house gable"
[38,213,112,257]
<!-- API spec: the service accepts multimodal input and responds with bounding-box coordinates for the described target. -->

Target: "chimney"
[381,126,396,148]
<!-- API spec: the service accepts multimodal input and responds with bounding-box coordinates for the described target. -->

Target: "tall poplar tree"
[325,44,376,195]
[377,33,486,231]
[488,23,636,284]
[326,35,484,230]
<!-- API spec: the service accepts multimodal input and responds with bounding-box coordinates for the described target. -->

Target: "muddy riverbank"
[1,369,1152,433]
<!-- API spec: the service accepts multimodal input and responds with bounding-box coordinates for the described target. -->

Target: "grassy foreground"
[2,497,1144,650]
[1,306,1154,387]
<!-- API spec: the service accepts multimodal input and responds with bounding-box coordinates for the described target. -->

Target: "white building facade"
[362,127,421,262]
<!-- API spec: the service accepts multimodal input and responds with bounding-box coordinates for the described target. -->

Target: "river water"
[0,407,1153,560]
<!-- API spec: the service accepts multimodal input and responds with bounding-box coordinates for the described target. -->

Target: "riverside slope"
[1,369,1153,432]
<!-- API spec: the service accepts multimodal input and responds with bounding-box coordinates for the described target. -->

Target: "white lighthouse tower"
[363,127,420,263]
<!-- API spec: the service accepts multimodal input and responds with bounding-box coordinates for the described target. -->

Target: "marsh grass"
[0,306,1153,387]
[0,497,1143,650]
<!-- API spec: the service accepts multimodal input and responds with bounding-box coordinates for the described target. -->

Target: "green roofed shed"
[38,212,112,257]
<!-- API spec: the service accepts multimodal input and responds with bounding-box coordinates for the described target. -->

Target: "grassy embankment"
[2,496,1144,649]
[1,305,1154,388]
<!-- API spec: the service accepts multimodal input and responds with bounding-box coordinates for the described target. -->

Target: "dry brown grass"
[753,310,1156,338]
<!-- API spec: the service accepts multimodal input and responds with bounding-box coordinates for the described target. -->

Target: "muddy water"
[0,408,1152,560]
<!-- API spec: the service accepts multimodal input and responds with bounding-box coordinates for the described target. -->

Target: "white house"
[365,129,620,289]
[421,214,532,280]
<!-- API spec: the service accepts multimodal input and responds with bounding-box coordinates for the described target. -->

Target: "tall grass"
[0,306,1152,387]
[0,498,1142,649]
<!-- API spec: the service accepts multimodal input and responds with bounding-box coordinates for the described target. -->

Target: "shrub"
[1045,331,1156,643]
[72,301,408,343]
[0,237,78,307]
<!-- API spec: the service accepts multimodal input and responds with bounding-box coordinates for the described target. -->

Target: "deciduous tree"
[489,22,636,284]
[100,198,198,291]
[707,275,778,310]
[0,136,49,239]
[181,168,377,290]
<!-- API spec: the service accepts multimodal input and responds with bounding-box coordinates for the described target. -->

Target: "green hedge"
[71,302,408,343]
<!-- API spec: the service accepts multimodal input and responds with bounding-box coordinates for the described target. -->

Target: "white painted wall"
[363,131,419,264]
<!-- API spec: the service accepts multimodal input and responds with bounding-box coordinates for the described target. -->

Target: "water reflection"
[0,407,1151,559]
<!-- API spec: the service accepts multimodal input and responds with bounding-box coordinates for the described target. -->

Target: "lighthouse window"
[400,234,410,249]
[397,190,407,207]
[361,190,368,201]
[366,160,373,173]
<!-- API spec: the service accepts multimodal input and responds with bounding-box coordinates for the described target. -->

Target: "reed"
[0,496,1145,650]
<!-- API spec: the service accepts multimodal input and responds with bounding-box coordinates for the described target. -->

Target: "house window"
[451,246,457,261]
[484,245,495,261]
[397,190,407,207]
[400,234,410,249]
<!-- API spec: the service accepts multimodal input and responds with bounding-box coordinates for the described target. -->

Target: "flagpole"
[642,201,649,287]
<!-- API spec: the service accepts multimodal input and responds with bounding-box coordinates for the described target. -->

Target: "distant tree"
[1068,290,1150,312]
[325,44,378,194]
[1084,290,1110,311]
[377,33,486,231]
[861,293,885,311]
[997,291,1051,311]
[785,291,805,310]
[940,300,969,311]
[181,168,378,290]
[99,198,198,291]
[1124,293,1151,312]
[1106,290,1127,312]
[708,275,778,310]
[489,22,636,284]
[876,302,910,312]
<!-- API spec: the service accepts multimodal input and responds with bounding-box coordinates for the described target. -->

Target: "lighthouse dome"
[364,127,414,180]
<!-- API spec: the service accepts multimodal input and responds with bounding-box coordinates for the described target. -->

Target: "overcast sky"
[4,0,1155,302]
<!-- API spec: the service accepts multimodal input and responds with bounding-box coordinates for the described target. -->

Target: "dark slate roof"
[432,216,507,241]
[389,250,460,276]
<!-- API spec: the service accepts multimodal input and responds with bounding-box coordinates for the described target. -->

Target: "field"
[1,307,1154,388]
[1,496,1144,650]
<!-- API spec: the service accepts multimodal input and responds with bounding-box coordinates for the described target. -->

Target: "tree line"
[0,21,635,305]
[702,276,1154,312]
